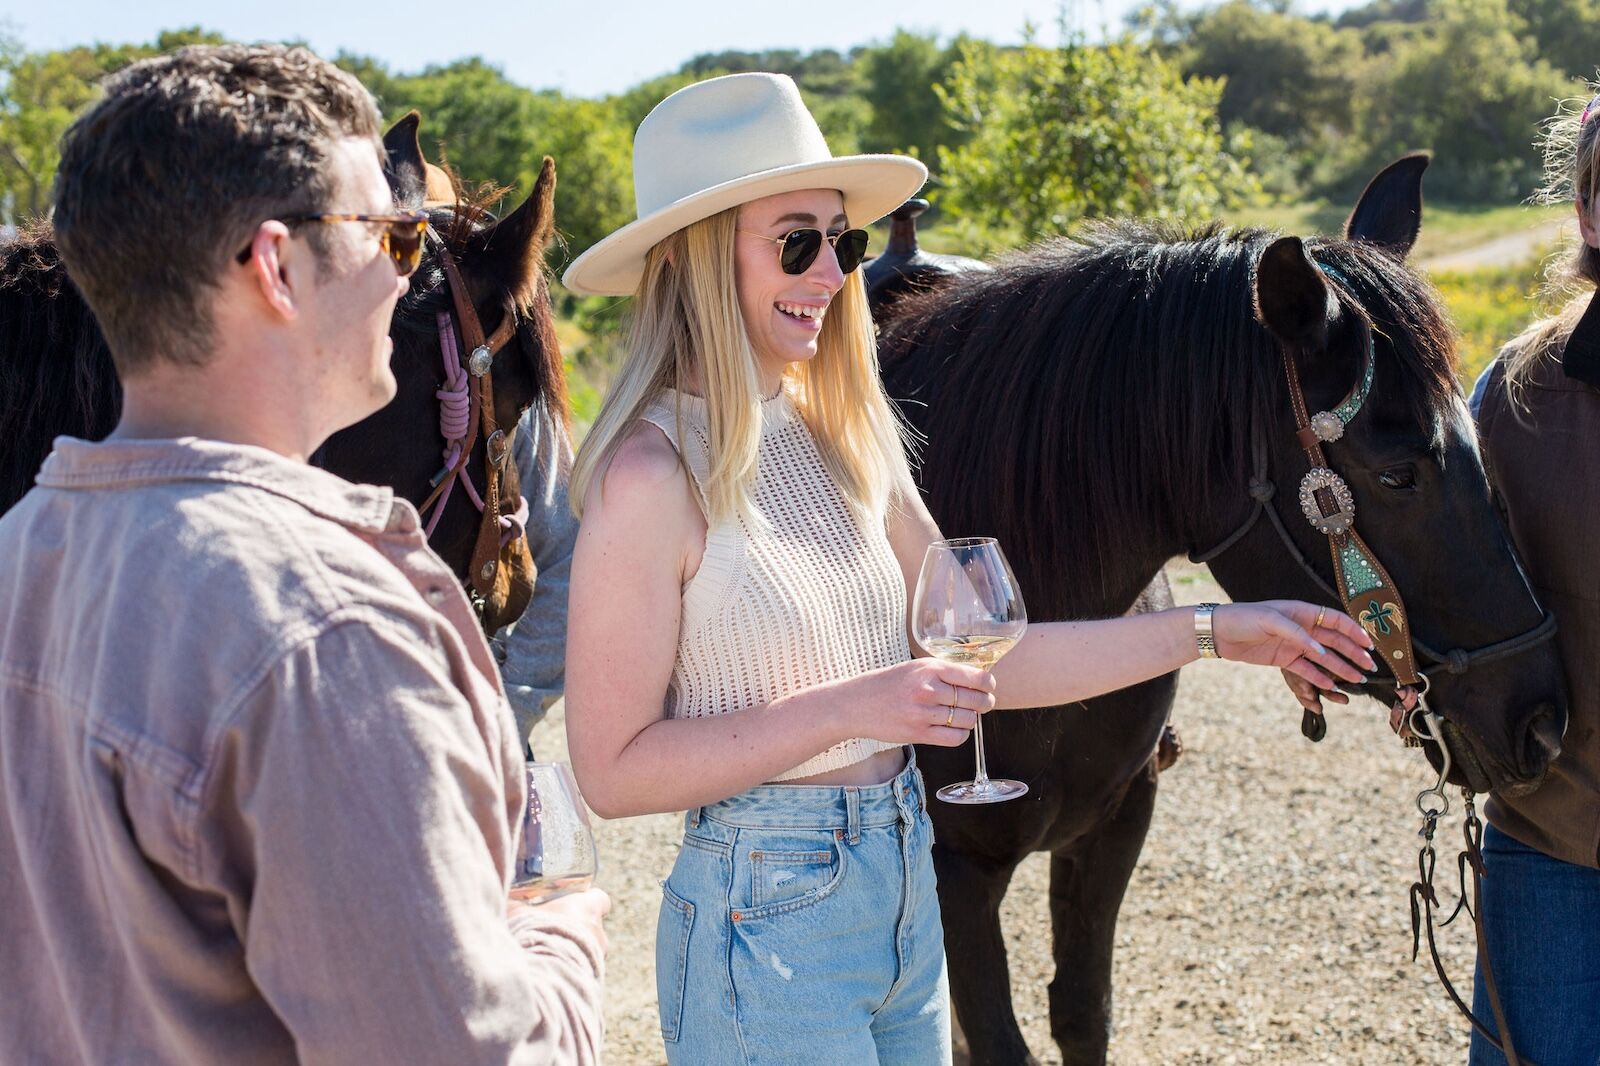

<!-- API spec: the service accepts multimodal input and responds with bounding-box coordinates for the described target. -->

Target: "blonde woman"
[1459,88,1600,1066]
[562,73,1375,1064]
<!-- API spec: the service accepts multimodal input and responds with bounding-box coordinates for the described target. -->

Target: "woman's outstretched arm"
[884,472,1375,711]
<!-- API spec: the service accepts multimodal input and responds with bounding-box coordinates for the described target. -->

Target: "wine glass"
[913,537,1029,804]
[510,761,598,904]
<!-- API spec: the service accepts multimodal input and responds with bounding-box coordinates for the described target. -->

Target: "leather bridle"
[1190,421,1557,689]
[416,238,526,617]
[1189,264,1555,1065]
[1196,316,1555,697]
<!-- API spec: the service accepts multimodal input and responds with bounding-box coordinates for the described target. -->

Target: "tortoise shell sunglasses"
[234,211,429,276]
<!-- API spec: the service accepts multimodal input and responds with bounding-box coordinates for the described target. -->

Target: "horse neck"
[914,424,1191,623]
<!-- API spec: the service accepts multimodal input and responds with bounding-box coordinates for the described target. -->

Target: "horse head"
[318,114,569,634]
[878,154,1566,799]
[1217,154,1568,796]
[0,113,569,638]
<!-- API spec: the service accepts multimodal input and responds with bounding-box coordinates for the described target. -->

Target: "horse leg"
[936,846,1036,1066]
[1047,758,1160,1066]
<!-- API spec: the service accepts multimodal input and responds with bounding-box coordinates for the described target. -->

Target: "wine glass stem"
[971,713,992,787]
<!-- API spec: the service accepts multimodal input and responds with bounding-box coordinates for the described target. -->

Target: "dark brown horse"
[0,115,568,633]
[877,157,1567,1065]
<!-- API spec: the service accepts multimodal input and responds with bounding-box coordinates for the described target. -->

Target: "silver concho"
[1299,467,1356,535]
[1309,410,1345,443]
[467,345,493,377]
[486,428,509,468]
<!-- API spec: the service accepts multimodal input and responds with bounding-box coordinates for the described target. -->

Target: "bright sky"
[6,0,1367,99]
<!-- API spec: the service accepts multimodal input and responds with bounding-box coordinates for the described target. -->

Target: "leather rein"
[1189,265,1555,1065]
[416,237,527,617]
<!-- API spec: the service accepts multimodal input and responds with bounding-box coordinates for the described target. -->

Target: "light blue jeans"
[655,750,951,1065]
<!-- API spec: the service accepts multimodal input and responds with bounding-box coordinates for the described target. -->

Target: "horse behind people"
[878,156,1567,1065]
[0,114,568,633]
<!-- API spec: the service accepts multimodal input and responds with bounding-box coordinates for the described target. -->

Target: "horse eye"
[1378,466,1416,491]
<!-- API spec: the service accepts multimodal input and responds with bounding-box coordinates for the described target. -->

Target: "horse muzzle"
[1423,702,1563,799]
[1338,674,1564,797]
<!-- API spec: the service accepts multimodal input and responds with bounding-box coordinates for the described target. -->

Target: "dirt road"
[1420,215,1568,273]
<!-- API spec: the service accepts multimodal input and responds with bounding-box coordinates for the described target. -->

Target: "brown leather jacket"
[1475,342,1600,868]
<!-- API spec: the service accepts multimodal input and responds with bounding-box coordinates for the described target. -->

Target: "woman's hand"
[837,658,996,748]
[1213,601,1376,691]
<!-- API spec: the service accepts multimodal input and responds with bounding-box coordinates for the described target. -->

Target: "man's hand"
[511,888,611,956]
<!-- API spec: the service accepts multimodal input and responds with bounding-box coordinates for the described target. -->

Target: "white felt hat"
[562,72,927,296]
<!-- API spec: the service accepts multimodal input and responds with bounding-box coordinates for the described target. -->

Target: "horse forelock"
[392,197,568,426]
[878,222,1460,618]
[1301,235,1461,446]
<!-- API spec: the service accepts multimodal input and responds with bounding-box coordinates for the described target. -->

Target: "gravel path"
[536,563,1480,1064]
[1419,215,1568,272]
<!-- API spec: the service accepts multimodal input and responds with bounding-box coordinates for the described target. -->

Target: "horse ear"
[1254,236,1339,352]
[1344,152,1429,259]
[382,111,428,212]
[483,156,557,302]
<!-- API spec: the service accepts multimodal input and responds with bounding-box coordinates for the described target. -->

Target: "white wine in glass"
[510,761,598,904]
[913,538,1029,804]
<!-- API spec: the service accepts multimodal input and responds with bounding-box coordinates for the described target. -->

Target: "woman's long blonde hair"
[1503,84,1600,389]
[571,205,912,527]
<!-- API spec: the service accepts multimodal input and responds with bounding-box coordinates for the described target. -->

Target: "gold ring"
[1314,606,1327,631]
[945,706,956,727]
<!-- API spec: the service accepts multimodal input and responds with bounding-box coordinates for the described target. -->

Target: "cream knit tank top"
[640,387,909,781]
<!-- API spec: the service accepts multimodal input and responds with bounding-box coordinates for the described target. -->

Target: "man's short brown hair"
[52,44,384,373]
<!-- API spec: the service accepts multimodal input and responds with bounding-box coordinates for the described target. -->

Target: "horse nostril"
[1519,707,1564,776]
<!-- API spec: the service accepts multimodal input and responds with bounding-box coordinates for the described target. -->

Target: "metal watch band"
[1195,602,1220,659]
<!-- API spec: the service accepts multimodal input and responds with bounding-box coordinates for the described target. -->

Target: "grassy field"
[900,200,1567,261]
[1432,256,1553,383]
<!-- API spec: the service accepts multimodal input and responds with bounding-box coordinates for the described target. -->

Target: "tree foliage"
[0,9,1588,252]
[0,27,222,219]
[1350,0,1578,200]
[935,33,1255,244]
[857,30,971,165]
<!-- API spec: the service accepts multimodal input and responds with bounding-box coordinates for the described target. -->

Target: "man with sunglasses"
[0,43,606,1065]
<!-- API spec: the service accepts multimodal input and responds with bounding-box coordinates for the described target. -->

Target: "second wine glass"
[912,537,1029,804]
[511,761,599,904]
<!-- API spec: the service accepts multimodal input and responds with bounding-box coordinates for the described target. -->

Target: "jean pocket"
[748,842,845,912]
[655,881,695,1043]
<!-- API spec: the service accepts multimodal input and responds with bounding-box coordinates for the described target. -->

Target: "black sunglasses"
[740,227,870,275]
[233,211,430,276]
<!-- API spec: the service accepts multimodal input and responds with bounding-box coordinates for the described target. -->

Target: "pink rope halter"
[422,309,530,545]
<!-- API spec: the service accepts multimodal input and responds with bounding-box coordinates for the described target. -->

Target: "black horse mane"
[0,182,563,513]
[878,220,1459,617]
[392,189,504,334]
[0,224,120,512]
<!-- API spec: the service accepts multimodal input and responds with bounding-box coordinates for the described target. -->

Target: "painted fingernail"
[1311,641,1328,656]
